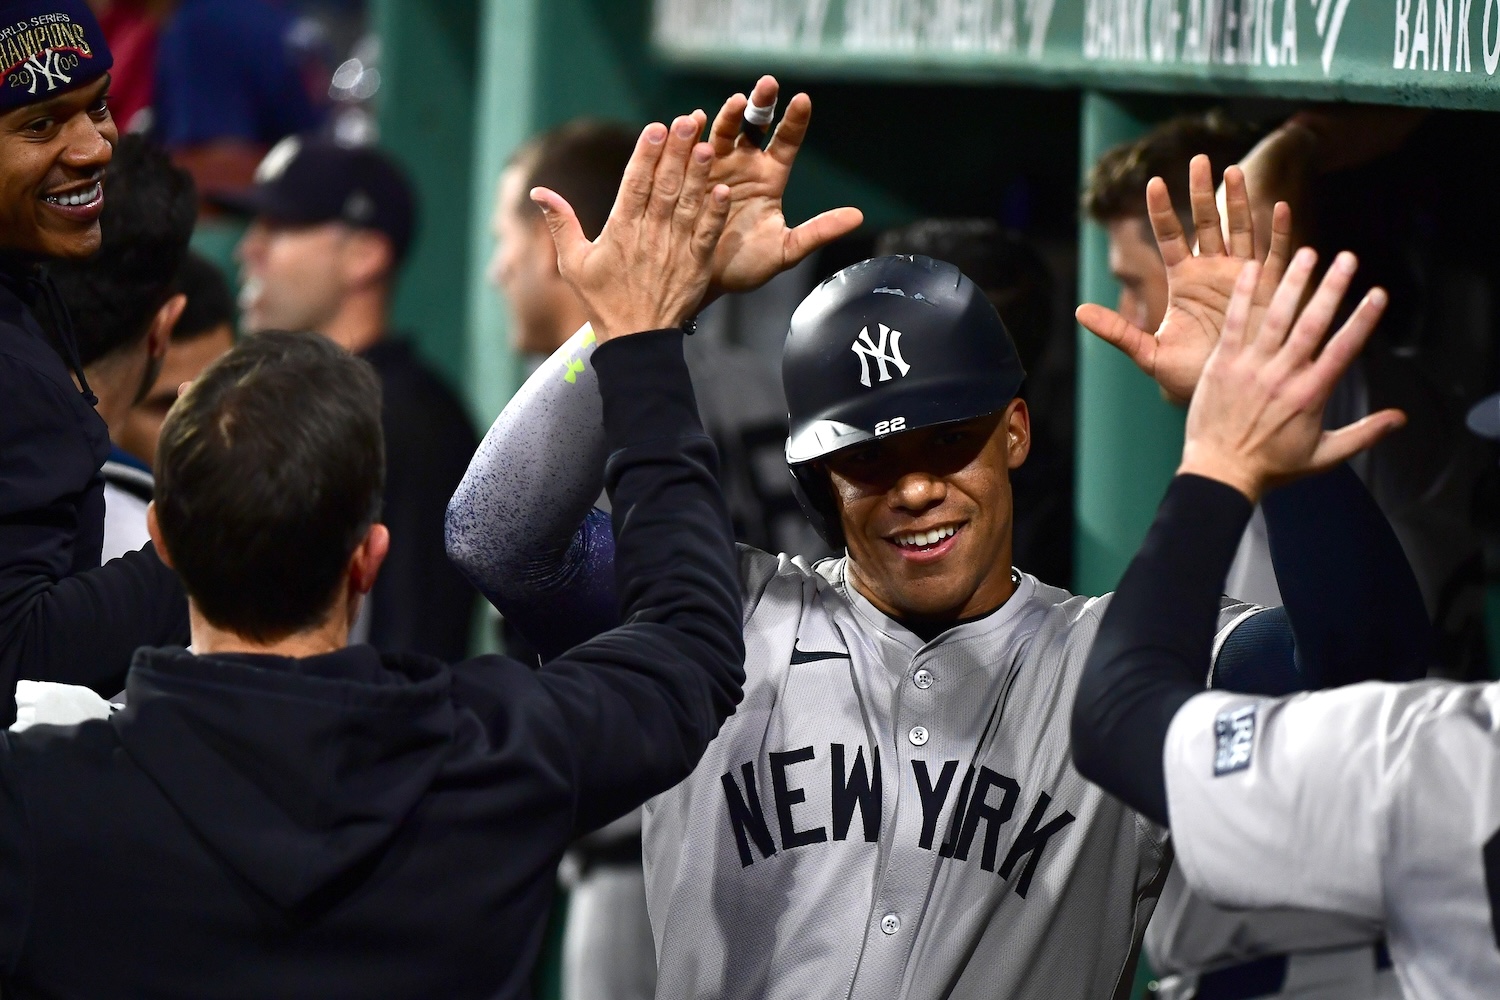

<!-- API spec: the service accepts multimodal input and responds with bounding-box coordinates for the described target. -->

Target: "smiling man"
[0,0,187,718]
[448,80,1429,1000]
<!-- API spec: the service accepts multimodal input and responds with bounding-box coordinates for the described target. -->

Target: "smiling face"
[824,400,1031,623]
[0,75,116,260]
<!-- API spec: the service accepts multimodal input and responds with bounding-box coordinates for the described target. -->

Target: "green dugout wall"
[372,0,1500,598]
[367,0,1497,995]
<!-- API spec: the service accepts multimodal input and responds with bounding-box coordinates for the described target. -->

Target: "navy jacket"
[0,265,187,717]
[0,330,745,999]
[361,338,478,662]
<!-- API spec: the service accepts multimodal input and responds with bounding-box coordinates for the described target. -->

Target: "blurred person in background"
[152,0,327,197]
[1082,112,1434,1000]
[874,219,1071,588]
[0,0,188,716]
[223,135,477,661]
[116,250,237,469]
[45,135,195,562]
[1083,114,1280,610]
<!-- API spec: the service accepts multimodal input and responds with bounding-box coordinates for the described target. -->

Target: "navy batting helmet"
[783,255,1026,548]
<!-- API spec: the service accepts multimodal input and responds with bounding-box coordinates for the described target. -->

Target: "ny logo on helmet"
[851,324,911,388]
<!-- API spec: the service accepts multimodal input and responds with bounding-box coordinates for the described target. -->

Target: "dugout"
[357,0,1500,994]
[367,0,1500,674]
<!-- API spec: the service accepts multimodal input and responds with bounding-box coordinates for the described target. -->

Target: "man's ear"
[348,523,390,597]
[145,502,174,569]
[146,293,188,360]
[343,229,396,289]
[1005,397,1032,471]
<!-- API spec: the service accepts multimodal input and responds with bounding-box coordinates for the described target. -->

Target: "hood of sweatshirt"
[113,645,455,911]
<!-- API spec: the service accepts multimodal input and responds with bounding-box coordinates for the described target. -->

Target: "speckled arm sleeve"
[445,325,621,659]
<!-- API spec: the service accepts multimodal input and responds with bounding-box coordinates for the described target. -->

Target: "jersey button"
[913,669,934,690]
[908,726,929,747]
[880,913,901,935]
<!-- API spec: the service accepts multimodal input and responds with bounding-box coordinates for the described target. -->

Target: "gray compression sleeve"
[445,325,617,646]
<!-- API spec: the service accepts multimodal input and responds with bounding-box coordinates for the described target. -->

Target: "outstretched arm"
[1073,249,1404,824]
[1077,157,1429,695]
[445,325,620,660]
[447,76,858,656]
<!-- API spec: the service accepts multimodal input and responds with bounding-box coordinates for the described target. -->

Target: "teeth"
[895,525,957,548]
[44,182,101,208]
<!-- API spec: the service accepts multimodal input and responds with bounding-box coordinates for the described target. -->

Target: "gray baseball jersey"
[643,548,1259,1000]
[1163,681,1500,1000]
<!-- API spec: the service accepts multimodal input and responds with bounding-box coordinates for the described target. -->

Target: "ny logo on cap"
[851,324,911,388]
[20,50,77,93]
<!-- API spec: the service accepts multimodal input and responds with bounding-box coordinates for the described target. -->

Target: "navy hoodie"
[0,263,188,714]
[0,329,744,999]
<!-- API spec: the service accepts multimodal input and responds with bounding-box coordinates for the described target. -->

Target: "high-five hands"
[531,115,730,343]
[1177,247,1405,503]
[1077,155,1295,404]
[703,76,863,297]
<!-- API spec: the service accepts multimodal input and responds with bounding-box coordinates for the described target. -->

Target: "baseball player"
[1071,242,1487,1000]
[447,81,1428,999]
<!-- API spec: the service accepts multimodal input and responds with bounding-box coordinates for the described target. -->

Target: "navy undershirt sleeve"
[1211,464,1431,696]
[1072,475,1254,827]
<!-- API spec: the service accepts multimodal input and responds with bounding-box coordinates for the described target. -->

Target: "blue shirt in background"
[154,0,326,149]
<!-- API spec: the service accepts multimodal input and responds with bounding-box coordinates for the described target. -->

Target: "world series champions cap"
[0,0,112,113]
[211,135,418,263]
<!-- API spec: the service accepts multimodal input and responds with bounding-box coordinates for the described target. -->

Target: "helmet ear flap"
[789,463,846,551]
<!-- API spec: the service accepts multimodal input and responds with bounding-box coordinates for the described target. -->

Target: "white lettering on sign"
[843,0,1056,58]
[1082,0,1315,68]
[656,0,1055,60]
[653,0,833,49]
[1396,0,1488,72]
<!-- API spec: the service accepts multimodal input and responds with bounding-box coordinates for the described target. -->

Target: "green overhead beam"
[653,0,1500,110]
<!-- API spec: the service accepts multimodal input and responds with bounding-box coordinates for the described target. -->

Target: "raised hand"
[531,115,730,343]
[1178,246,1405,503]
[1077,155,1294,404]
[704,76,863,296]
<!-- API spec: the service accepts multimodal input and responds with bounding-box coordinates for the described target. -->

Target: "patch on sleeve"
[1213,704,1258,776]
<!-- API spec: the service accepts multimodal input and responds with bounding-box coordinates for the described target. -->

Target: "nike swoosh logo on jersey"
[790,647,849,665]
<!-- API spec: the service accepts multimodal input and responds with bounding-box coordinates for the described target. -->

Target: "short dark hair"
[54,134,197,367]
[511,120,636,240]
[155,331,385,641]
[171,252,236,343]
[874,219,1055,374]
[1082,111,1263,225]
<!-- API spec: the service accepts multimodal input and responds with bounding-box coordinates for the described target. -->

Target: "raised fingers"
[1189,155,1227,257]
[1218,259,1261,351]
[1306,286,1388,391]
[1281,251,1358,362]
[674,141,715,233]
[1251,246,1318,354]
[709,93,747,158]
[1221,165,1254,259]
[766,92,813,168]
[785,206,865,267]
[648,115,701,219]
[1146,177,1192,268]
[692,184,732,260]
[1259,201,1294,287]
[608,123,669,224]
[1309,409,1406,472]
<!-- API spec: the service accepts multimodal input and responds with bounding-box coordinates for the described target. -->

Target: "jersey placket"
[848,637,978,1000]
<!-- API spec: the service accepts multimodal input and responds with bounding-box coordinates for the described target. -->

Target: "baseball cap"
[0,0,113,113]
[212,136,417,262]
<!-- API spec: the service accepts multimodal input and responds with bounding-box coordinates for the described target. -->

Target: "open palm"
[1078,156,1293,404]
[703,77,863,297]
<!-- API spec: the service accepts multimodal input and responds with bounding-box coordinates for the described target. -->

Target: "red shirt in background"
[98,0,159,132]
